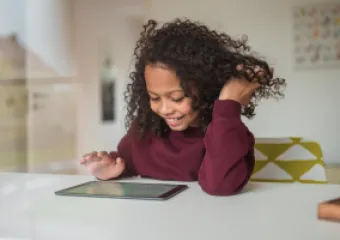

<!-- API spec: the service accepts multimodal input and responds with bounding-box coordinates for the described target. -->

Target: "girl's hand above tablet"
[80,151,126,180]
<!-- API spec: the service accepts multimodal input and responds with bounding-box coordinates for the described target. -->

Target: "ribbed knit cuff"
[212,100,241,119]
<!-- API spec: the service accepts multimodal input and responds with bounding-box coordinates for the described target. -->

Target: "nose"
[159,100,174,115]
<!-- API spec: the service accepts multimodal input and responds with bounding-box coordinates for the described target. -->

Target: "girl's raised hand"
[80,151,125,180]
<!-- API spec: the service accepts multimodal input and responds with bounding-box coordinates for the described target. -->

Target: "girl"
[80,18,286,196]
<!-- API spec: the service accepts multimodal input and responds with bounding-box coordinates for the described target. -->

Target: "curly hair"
[124,18,286,137]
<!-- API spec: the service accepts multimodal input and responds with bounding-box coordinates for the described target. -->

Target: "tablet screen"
[55,181,188,200]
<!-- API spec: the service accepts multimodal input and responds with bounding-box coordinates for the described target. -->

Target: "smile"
[164,116,184,126]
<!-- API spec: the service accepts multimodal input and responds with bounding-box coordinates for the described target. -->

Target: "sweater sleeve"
[198,100,255,196]
[108,122,138,178]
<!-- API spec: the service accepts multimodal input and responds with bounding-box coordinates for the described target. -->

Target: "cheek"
[179,100,195,115]
[181,100,199,122]
[149,101,158,112]
[181,105,193,115]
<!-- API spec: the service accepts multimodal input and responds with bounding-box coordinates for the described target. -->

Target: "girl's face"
[144,64,199,131]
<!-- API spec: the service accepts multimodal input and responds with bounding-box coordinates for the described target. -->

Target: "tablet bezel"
[54,181,188,200]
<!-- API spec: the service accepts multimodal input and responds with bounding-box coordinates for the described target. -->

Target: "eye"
[149,96,160,102]
[172,97,184,103]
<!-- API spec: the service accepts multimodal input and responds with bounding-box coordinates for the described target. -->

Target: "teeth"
[167,118,178,122]
[166,117,181,122]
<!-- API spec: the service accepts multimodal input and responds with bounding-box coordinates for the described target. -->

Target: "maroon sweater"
[109,100,255,196]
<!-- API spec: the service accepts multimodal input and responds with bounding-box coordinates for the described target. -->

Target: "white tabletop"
[0,172,339,240]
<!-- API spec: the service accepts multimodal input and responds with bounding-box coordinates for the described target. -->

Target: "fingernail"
[116,158,122,163]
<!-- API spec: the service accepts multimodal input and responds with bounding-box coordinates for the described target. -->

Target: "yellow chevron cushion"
[251,137,327,184]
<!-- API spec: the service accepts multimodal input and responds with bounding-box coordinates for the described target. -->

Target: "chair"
[250,137,327,184]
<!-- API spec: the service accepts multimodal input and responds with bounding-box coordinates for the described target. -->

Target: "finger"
[94,154,116,167]
[101,153,114,163]
[253,71,265,84]
[80,151,97,164]
[247,79,261,91]
[254,66,272,84]
[255,66,264,75]
[250,82,261,92]
[97,151,108,158]
[237,64,254,78]
[85,152,98,161]
[84,152,101,164]
[112,158,125,175]
[116,157,123,164]
[236,64,259,82]
[236,64,243,71]
[82,151,96,158]
[237,64,268,73]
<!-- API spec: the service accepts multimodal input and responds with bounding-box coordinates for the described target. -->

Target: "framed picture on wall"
[293,1,340,69]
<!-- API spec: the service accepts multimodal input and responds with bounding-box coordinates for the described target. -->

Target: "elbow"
[198,162,252,196]
[199,154,255,196]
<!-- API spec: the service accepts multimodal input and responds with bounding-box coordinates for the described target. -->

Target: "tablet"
[54,181,188,200]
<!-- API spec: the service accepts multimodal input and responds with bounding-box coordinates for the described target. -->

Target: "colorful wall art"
[293,1,340,69]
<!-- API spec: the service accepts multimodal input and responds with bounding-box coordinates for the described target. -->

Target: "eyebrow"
[147,89,184,95]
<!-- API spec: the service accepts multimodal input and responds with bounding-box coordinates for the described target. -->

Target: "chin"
[168,124,188,131]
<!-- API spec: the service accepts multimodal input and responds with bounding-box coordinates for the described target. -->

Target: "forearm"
[198,100,255,195]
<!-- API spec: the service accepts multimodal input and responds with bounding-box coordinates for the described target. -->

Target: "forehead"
[144,64,182,92]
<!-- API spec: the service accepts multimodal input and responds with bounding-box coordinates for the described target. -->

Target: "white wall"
[147,0,340,165]
[0,0,75,78]
[72,0,145,170]
[72,0,340,166]
[0,0,25,38]
[3,0,338,167]
[25,0,75,78]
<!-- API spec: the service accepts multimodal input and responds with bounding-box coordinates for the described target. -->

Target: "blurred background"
[0,0,339,180]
